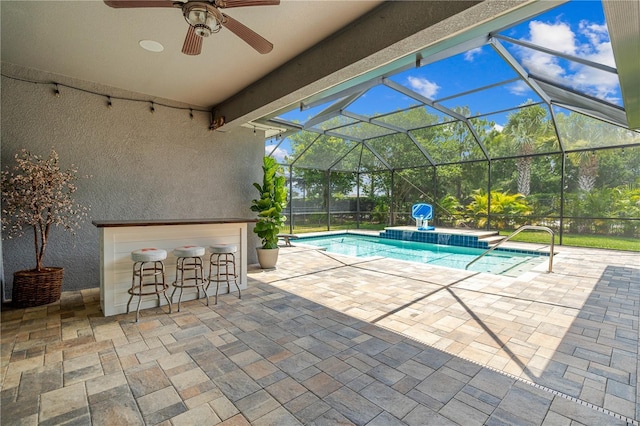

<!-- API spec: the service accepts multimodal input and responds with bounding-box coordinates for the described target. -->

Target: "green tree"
[287,129,358,208]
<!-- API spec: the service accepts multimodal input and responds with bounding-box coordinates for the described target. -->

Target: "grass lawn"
[499,230,640,252]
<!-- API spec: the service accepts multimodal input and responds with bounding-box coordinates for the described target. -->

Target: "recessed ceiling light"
[139,40,164,53]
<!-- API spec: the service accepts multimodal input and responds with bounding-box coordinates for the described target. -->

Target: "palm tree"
[575,150,599,192]
[561,113,606,193]
[503,104,552,196]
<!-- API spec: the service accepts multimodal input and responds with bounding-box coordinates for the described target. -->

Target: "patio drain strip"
[365,303,640,426]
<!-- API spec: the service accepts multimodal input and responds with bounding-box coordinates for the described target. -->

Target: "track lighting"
[150,102,155,113]
[54,84,60,97]
[190,109,194,120]
[107,96,112,108]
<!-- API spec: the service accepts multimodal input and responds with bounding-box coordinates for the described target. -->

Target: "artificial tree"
[1,149,89,306]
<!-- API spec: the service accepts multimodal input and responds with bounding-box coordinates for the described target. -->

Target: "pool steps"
[378,226,506,249]
[482,234,507,246]
[377,227,549,257]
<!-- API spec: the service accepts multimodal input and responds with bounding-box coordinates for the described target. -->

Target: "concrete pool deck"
[1,242,638,424]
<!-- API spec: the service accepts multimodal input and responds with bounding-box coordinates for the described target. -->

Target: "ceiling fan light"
[187,8,207,25]
[194,24,212,37]
[185,5,221,38]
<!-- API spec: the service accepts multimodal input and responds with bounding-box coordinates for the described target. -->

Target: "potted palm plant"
[1,149,89,307]
[250,156,288,269]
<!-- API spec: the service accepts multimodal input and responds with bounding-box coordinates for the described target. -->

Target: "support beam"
[214,0,539,128]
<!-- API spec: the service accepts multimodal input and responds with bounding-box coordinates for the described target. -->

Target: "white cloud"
[529,20,577,55]
[266,145,288,163]
[507,80,532,96]
[406,76,440,99]
[522,21,576,82]
[522,50,566,80]
[577,21,615,67]
[493,123,504,132]
[464,47,482,62]
[518,18,619,104]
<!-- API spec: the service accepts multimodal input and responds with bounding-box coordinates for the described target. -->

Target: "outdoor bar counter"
[93,218,256,317]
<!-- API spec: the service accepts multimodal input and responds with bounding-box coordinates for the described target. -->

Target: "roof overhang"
[603,0,640,130]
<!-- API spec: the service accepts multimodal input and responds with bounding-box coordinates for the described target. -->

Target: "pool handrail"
[465,225,555,273]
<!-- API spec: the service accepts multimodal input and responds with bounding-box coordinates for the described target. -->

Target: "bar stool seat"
[132,248,167,262]
[207,243,241,304]
[127,248,172,322]
[174,245,206,258]
[209,243,237,254]
[171,245,207,311]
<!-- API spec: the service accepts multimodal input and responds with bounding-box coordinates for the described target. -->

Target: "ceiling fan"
[104,0,280,55]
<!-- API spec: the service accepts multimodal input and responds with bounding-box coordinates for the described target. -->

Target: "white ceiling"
[1,0,382,108]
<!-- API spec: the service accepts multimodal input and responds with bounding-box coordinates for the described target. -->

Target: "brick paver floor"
[1,242,638,425]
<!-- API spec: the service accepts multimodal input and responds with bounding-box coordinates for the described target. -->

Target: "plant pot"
[256,247,279,269]
[12,267,64,308]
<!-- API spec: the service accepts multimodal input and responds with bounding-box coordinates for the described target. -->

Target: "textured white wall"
[1,66,263,297]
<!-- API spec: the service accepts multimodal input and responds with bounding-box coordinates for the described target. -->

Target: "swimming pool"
[298,233,546,275]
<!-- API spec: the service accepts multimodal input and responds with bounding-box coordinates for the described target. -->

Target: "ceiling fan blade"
[182,26,203,56]
[104,0,176,8]
[221,13,273,54]
[215,0,280,9]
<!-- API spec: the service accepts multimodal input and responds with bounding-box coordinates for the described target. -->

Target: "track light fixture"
[4,73,216,129]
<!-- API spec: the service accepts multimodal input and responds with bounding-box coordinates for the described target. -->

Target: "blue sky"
[269,0,619,162]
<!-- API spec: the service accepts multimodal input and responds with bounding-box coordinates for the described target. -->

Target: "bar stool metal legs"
[171,245,207,311]
[207,244,241,305]
[127,248,172,322]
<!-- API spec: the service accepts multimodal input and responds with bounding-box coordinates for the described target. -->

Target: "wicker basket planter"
[12,267,64,308]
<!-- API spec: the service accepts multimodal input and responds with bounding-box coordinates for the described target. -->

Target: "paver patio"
[1,242,638,425]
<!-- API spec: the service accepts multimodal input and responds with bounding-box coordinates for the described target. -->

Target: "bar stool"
[171,245,207,311]
[127,248,172,322]
[207,243,241,305]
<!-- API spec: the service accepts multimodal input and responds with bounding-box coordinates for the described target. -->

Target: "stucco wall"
[1,66,263,299]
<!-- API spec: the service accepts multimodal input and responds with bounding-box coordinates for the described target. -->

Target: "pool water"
[299,234,545,276]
